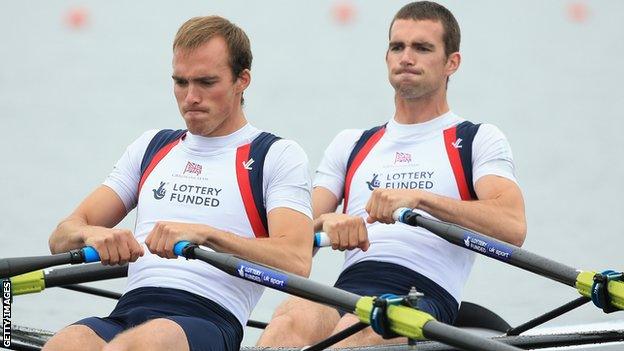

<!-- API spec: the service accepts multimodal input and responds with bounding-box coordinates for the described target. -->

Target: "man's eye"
[200,80,215,86]
[175,80,188,86]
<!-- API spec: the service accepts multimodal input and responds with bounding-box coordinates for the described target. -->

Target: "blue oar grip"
[81,246,100,263]
[392,207,413,223]
[314,232,330,248]
[174,241,192,256]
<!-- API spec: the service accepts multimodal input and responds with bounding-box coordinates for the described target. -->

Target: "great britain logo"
[394,152,412,164]
[183,161,203,176]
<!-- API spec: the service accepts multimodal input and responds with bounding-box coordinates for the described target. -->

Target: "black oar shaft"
[192,249,360,311]
[506,296,591,336]
[411,214,580,287]
[304,322,369,351]
[424,320,518,351]
[60,284,123,300]
[184,246,522,351]
[44,264,128,288]
[0,253,73,279]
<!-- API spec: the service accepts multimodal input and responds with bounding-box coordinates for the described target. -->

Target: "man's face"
[386,19,458,100]
[172,36,248,136]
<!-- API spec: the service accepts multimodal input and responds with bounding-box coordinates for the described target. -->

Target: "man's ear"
[236,69,251,93]
[446,52,461,76]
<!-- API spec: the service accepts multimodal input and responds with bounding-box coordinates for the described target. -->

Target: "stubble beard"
[394,80,428,101]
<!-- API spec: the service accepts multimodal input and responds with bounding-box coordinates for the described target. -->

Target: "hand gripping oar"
[173,241,521,351]
[393,208,624,313]
[0,247,100,279]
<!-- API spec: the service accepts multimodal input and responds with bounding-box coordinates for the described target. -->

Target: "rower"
[42,15,313,351]
[257,1,526,348]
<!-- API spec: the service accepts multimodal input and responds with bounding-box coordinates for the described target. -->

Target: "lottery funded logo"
[236,263,288,290]
[152,181,167,200]
[366,174,380,191]
[364,171,435,191]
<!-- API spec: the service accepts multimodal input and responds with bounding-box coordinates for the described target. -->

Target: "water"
[1,0,623,347]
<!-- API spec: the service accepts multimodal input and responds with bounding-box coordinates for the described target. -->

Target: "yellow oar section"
[355,296,434,340]
[576,271,624,310]
[10,270,46,295]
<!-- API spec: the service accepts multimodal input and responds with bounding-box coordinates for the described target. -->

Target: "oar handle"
[314,232,330,247]
[80,247,100,263]
[393,207,414,223]
[0,246,101,279]
[174,241,193,257]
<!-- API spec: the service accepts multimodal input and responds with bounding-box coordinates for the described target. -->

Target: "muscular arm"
[147,208,313,277]
[366,174,527,246]
[312,187,340,231]
[49,185,144,264]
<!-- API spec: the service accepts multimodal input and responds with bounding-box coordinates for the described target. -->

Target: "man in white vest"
[44,15,313,351]
[258,1,526,347]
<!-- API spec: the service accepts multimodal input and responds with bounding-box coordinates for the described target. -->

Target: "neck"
[393,89,450,124]
[208,110,248,137]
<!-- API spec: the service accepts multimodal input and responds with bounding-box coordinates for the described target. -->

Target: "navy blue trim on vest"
[346,125,386,171]
[140,129,187,176]
[455,121,481,200]
[248,132,282,232]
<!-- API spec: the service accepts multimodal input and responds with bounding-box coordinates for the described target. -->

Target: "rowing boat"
[7,321,624,350]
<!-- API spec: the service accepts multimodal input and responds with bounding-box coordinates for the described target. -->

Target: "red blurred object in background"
[331,0,356,25]
[566,2,590,23]
[64,6,89,30]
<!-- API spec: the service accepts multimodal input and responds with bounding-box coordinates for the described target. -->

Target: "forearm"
[417,191,526,246]
[49,216,90,253]
[201,228,313,277]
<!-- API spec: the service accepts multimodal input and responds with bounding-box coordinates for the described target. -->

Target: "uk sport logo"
[183,161,203,176]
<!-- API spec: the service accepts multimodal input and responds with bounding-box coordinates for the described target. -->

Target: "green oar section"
[174,242,521,351]
[394,208,624,312]
[576,271,624,310]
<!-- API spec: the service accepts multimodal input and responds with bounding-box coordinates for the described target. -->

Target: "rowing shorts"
[333,261,459,324]
[74,287,243,351]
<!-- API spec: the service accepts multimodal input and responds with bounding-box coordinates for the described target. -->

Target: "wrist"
[313,215,325,232]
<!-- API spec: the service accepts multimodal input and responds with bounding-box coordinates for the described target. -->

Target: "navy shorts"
[75,287,243,351]
[334,261,459,324]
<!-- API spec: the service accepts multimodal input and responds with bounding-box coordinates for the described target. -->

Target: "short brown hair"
[173,16,252,81]
[389,1,460,57]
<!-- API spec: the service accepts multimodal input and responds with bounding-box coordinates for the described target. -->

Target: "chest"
[137,147,245,225]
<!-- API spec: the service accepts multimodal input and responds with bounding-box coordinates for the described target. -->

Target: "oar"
[8,263,127,296]
[6,258,271,330]
[0,247,100,279]
[173,241,521,351]
[392,208,624,312]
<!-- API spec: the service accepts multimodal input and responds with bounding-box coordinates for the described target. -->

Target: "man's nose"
[185,84,201,104]
[400,48,415,66]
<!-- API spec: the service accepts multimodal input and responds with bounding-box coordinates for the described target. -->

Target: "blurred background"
[1,0,623,346]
